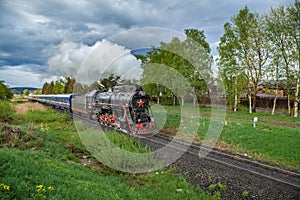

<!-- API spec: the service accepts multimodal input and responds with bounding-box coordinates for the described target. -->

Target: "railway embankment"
[0,100,214,200]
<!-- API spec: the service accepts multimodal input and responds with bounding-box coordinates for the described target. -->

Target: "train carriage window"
[113,87,120,93]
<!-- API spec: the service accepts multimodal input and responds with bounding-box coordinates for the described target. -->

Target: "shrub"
[0,100,15,123]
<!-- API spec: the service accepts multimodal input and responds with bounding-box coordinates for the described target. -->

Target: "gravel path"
[138,135,300,200]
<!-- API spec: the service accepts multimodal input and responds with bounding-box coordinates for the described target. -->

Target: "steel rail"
[143,134,300,191]
[155,134,300,178]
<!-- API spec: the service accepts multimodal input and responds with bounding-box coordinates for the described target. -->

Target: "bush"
[0,100,15,123]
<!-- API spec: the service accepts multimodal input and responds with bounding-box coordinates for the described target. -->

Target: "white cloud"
[47,39,142,85]
[47,41,96,77]
[0,65,57,88]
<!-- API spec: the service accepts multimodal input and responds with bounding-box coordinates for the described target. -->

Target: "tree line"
[41,74,123,95]
[42,77,75,94]
[139,1,299,116]
[217,0,299,117]
[40,0,299,117]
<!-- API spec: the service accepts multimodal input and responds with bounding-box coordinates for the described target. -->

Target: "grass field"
[0,100,215,200]
[154,105,300,171]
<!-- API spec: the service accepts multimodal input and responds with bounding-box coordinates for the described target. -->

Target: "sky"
[0,0,294,88]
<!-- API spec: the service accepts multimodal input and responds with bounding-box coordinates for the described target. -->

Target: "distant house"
[257,80,291,98]
[248,80,296,109]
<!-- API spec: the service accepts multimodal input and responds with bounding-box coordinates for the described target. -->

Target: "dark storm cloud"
[0,0,294,87]
[28,0,142,29]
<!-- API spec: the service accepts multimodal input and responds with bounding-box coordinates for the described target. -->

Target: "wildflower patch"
[0,183,10,191]
[36,184,54,198]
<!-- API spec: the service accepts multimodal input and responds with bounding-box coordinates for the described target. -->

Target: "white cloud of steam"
[47,39,142,85]
[47,41,97,77]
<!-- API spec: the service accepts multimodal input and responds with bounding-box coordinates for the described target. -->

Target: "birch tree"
[265,1,300,117]
[219,7,269,113]
[217,22,247,111]
[265,5,295,115]
[287,0,300,117]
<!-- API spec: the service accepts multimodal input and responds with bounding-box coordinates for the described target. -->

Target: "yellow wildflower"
[36,185,44,189]
[47,186,54,190]
[3,185,10,190]
[0,183,10,191]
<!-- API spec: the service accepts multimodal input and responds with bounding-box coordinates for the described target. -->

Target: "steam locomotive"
[29,84,155,135]
[84,84,155,134]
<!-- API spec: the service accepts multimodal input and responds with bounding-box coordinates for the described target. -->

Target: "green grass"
[217,121,300,169]
[0,99,16,123]
[75,122,158,173]
[0,106,86,162]
[0,148,213,200]
[154,105,300,171]
[0,101,215,199]
[0,148,140,200]
[105,131,151,153]
[24,109,71,123]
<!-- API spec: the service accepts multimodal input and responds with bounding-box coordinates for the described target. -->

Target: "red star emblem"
[137,99,144,107]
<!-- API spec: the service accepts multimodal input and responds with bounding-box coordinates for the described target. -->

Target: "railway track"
[137,133,300,199]
[58,109,300,199]
[139,134,300,191]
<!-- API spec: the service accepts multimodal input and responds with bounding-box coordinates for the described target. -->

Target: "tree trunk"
[157,97,160,104]
[248,93,252,114]
[234,76,238,112]
[287,92,291,115]
[173,95,176,106]
[181,96,184,106]
[252,86,257,113]
[294,76,299,117]
[272,88,278,115]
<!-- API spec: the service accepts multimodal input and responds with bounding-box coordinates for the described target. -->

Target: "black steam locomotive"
[85,84,155,134]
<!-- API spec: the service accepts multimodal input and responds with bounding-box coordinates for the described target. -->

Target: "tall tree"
[142,39,186,105]
[265,1,300,117]
[54,79,65,94]
[42,82,49,94]
[142,29,212,106]
[184,29,211,53]
[265,5,295,115]
[223,7,269,113]
[48,81,55,94]
[64,77,75,94]
[287,0,300,117]
[184,29,213,105]
[217,22,247,111]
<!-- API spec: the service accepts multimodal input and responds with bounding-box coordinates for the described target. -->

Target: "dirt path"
[15,102,46,115]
